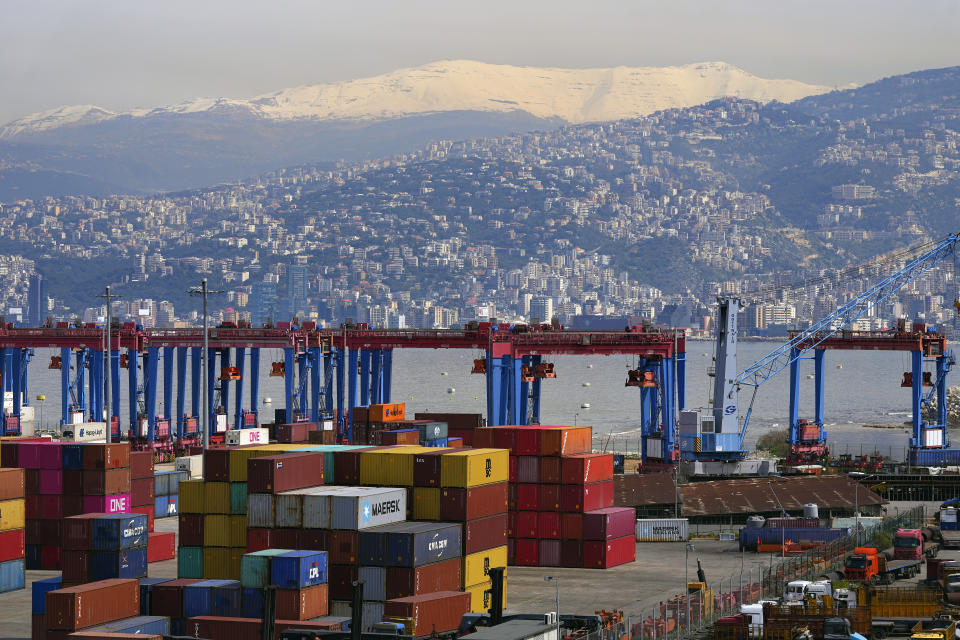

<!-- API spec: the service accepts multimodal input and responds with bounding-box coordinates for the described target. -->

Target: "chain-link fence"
[624,506,924,640]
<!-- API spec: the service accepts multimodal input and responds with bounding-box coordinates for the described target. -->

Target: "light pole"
[36,395,44,431]
[188,279,223,450]
[685,543,695,631]
[768,480,786,558]
[544,576,560,640]
[97,286,121,443]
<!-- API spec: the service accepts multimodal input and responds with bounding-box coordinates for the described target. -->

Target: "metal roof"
[615,473,886,517]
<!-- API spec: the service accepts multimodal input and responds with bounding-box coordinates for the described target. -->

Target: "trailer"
[844,548,922,585]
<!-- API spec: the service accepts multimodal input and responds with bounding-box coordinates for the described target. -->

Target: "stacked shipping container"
[129,451,155,533]
[0,467,25,593]
[61,513,149,584]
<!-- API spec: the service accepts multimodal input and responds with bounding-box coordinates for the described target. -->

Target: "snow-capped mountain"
[0,60,834,138]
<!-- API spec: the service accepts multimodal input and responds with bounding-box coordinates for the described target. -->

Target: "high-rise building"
[27,273,48,326]
[252,281,279,326]
[287,259,309,316]
[530,296,553,323]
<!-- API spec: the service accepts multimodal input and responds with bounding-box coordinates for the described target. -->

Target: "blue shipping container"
[739,527,848,551]
[86,616,170,636]
[170,618,187,637]
[61,444,85,470]
[139,577,172,615]
[91,548,148,581]
[358,526,391,566]
[0,559,24,594]
[271,551,328,588]
[241,587,264,619]
[154,470,172,497]
[424,438,448,448]
[32,576,62,614]
[384,522,462,567]
[91,513,149,550]
[417,421,448,441]
[910,448,960,466]
[183,579,241,618]
[155,494,178,518]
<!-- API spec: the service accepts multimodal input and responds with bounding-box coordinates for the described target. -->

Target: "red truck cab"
[895,528,925,560]
[844,547,879,583]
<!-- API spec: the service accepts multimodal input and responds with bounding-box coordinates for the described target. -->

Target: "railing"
[625,506,924,640]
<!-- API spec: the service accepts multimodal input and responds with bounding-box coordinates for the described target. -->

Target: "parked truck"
[844,547,922,585]
[937,502,960,549]
[894,528,941,560]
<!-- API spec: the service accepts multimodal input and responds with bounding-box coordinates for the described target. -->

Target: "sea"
[19,340,955,461]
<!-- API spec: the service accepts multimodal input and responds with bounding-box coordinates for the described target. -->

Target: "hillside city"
[1,93,959,338]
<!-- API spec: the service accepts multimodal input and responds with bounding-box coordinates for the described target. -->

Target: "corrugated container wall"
[635,518,689,542]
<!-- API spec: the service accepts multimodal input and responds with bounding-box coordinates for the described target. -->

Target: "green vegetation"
[755,429,789,458]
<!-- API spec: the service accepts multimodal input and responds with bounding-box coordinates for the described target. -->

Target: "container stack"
[61,512,149,584]
[415,413,484,446]
[474,425,636,569]
[41,578,150,639]
[239,549,329,621]
[30,575,61,640]
[153,469,186,519]
[352,403,406,445]
[129,451,155,533]
[0,467,25,594]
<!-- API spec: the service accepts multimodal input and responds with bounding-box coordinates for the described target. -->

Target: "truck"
[894,528,941,560]
[844,547,922,584]
[937,503,960,549]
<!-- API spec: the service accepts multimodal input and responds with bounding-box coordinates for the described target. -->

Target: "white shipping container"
[362,602,385,631]
[330,487,407,530]
[645,437,662,459]
[175,455,203,478]
[516,457,539,483]
[358,566,386,601]
[59,422,107,442]
[830,516,882,530]
[942,509,958,524]
[275,486,331,528]
[247,494,275,528]
[330,601,352,618]
[635,518,689,542]
[302,486,359,529]
[226,428,269,446]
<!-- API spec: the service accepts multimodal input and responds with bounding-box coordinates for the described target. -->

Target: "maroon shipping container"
[83,443,130,470]
[583,534,636,569]
[275,584,328,620]
[0,529,24,563]
[561,513,583,540]
[38,469,62,494]
[469,428,495,450]
[507,511,516,537]
[307,429,337,445]
[38,519,61,546]
[131,477,154,506]
[386,557,461,600]
[383,591,471,636]
[439,482,508,521]
[185,617,261,640]
[538,512,561,539]
[46,579,140,630]
[178,514,204,547]
[246,528,273,553]
[26,518,41,542]
[413,450,449,487]
[41,544,60,570]
[508,456,517,483]
[538,484,561,511]
[561,480,614,513]
[151,579,202,618]
[540,457,562,483]
[515,511,538,538]
[248,452,325,493]
[463,513,508,555]
[583,507,635,540]
[19,442,63,469]
[378,430,421,446]
[32,613,45,640]
[40,495,64,519]
[203,448,233,482]
[129,450,155,479]
[515,484,538,511]
[328,564,358,601]
[507,538,515,565]
[539,539,561,567]
[25,469,40,495]
[414,413,483,430]
[329,530,359,564]
[515,456,539,483]
[561,540,583,567]
[25,494,40,518]
[300,529,329,552]
[507,484,517,511]
[61,495,85,518]
[333,446,393,485]
[131,504,155,533]
[62,469,84,495]
[63,513,106,550]
[272,528,301,550]
[447,429,475,447]
[61,549,92,584]
[82,468,131,495]
[148,531,176,563]
[513,539,539,566]
[562,453,614,485]
[276,422,316,443]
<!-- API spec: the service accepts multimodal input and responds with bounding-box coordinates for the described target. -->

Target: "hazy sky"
[2,0,958,124]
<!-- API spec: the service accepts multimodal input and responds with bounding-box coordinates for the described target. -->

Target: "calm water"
[21,341,953,459]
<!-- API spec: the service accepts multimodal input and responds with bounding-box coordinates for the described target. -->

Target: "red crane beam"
[789,330,946,354]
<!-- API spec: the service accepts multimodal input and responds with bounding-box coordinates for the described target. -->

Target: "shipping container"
[301,529,329,552]
[516,456,539,483]
[560,480,613,513]
[248,452,325,493]
[440,448,509,488]
[539,426,592,456]
[415,412,483,430]
[82,493,131,515]
[329,530,359,564]
[178,546,204,578]
[0,558,24,593]
[539,539,561,567]
[766,517,822,529]
[183,579,242,618]
[463,545,508,587]
[463,513,508,555]
[583,507,635,540]
[0,468,25,501]
[202,547,245,580]
[276,422,316,443]
[516,484,538,511]
[178,480,205,514]
[61,549,92,583]
[439,482,508,521]
[383,591,470,636]
[83,615,169,636]
[538,512,562,539]
[583,534,635,568]
[738,526,848,551]
[31,575,61,615]
[330,487,408,530]
[561,540,583,567]
[561,453,614,485]
[379,429,421,446]
[46,579,140,631]
[204,482,231,514]
[413,487,441,520]
[62,470,83,496]
[385,556,461,600]
[147,532,175,563]
[0,498,25,531]
[540,456,562,484]
[539,484,561,511]
[129,450,154,479]
[328,564,358,601]
[271,550,329,588]
[131,477,154,506]
[150,578,201,618]
[561,513,583,540]
[226,427,269,446]
[359,565,386,601]
[91,513,148,550]
[19,442,63,469]
[464,574,508,614]
[370,403,405,423]
[361,446,439,486]
[514,539,539,566]
[178,514,204,547]
[412,450,448,487]
[275,583,329,620]
[228,482,247,515]
[332,445,382,484]
[154,494,178,518]
[38,469,63,494]
[516,510,538,538]
[83,443,130,469]
[635,518,689,542]
[240,548,292,588]
[0,529,25,563]
[91,548,148,580]
[241,586,264,618]
[245,528,272,553]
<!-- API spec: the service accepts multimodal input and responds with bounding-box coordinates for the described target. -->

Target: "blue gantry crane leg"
[359,349,370,407]
[127,348,138,436]
[382,349,393,404]
[249,347,260,426]
[233,347,246,430]
[190,347,201,434]
[176,347,187,439]
[144,346,159,441]
[163,347,174,423]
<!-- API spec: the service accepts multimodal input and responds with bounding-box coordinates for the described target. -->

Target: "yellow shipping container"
[202,546,244,580]
[178,480,205,514]
[440,449,509,488]
[462,545,508,587]
[412,487,441,520]
[359,446,437,486]
[204,482,231,514]
[465,571,508,614]
[229,515,248,547]
[203,515,230,547]
[0,498,25,531]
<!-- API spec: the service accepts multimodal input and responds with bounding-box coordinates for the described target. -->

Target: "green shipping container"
[240,548,292,588]
[230,483,248,515]
[178,546,203,578]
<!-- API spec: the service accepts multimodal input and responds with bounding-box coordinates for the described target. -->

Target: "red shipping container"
[307,430,337,445]
[513,539,539,566]
[471,428,495,449]
[561,513,583,540]
[40,495,63,519]
[151,579,202,618]
[328,564,358,601]
[46,579,139,630]
[538,484,561,511]
[540,457,562,483]
[179,514,204,547]
[131,504,155,532]
[328,530,359,564]
[40,519,63,546]
[63,513,104,550]
[299,529,329,552]
[412,450,448,487]
[439,482,508,521]
[383,591,470,636]
[515,511,538,538]
[561,480,613,513]
[131,477,154,506]
[32,613,46,640]
[41,544,61,570]
[561,540,583,567]
[148,531,176,563]
[25,494,41,518]
[275,584,329,620]
[183,616,260,640]
[515,456,539,483]
[538,512,561,539]
[379,429,421,446]
[83,443,130,470]
[562,453,614,485]
[539,426,592,457]
[276,422,315,443]
[82,468,131,495]
[0,529,24,562]
[516,484,538,511]
[447,438,463,449]
[62,469,84,496]
[508,456,517,483]
[129,451,155,479]
[583,534,635,568]
[507,538,515,566]
[414,413,483,430]
[61,549,91,583]
[539,539,561,567]
[507,511,517,537]
[447,428,475,446]
[463,513,508,555]
[246,528,273,553]
[513,427,541,456]
[583,507,635,541]
[61,495,85,517]
[386,557,461,600]
[248,452,325,493]
[38,469,63,494]
[274,528,301,550]
[203,448,233,482]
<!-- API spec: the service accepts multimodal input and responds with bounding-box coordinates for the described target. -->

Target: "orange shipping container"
[370,403,405,423]
[539,426,592,456]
